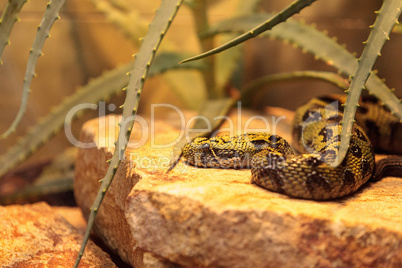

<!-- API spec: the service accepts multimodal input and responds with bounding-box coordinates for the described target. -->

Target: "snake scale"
[182,95,402,200]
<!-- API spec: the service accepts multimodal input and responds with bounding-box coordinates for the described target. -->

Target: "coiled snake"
[182,95,402,200]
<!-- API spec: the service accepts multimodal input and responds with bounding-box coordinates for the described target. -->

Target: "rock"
[0,202,116,267]
[53,206,88,234]
[74,114,178,267]
[75,111,402,268]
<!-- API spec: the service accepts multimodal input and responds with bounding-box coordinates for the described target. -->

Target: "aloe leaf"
[187,0,218,98]
[393,23,402,33]
[181,0,317,63]
[149,51,208,76]
[337,0,402,166]
[33,147,76,184]
[0,176,73,205]
[0,0,28,63]
[90,0,147,46]
[241,71,349,106]
[163,71,206,109]
[0,148,75,205]
[215,0,262,93]
[186,0,262,97]
[0,51,207,178]
[0,62,133,179]
[74,0,184,266]
[1,0,66,139]
[203,13,402,119]
[151,52,208,110]
[173,0,262,142]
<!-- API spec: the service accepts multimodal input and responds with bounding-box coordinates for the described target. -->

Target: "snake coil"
[183,95,402,200]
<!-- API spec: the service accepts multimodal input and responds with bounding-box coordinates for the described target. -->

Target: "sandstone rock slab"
[0,202,116,267]
[74,114,179,268]
[75,112,402,268]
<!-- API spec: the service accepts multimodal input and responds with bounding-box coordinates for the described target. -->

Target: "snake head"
[182,137,211,166]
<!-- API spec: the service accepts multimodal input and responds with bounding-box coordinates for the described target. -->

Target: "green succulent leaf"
[204,7,401,166]
[149,51,208,76]
[74,0,184,266]
[0,51,207,178]
[0,0,28,63]
[215,0,262,94]
[203,12,402,122]
[241,71,349,106]
[0,148,75,205]
[0,62,133,178]
[337,0,402,166]
[181,0,317,63]
[1,0,66,139]
[90,0,148,46]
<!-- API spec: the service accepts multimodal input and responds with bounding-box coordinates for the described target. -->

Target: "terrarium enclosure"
[0,0,401,267]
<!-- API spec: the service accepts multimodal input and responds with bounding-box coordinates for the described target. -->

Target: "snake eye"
[201,143,210,150]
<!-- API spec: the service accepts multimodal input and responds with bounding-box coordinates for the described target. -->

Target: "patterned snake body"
[183,95,401,200]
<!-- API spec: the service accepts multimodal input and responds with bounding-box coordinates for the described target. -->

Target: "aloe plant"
[1,0,66,138]
[241,71,349,106]
[73,0,184,266]
[89,0,147,46]
[337,0,402,165]
[0,1,401,267]
[203,12,401,111]
[185,0,402,165]
[0,0,28,62]
[181,0,318,63]
[0,53,206,179]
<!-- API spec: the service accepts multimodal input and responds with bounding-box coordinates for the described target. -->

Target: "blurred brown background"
[0,0,400,166]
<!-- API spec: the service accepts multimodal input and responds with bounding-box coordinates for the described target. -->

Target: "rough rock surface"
[75,112,402,268]
[0,202,116,267]
[74,114,178,268]
[53,206,88,234]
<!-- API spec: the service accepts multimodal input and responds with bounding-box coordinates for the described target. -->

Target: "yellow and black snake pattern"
[182,95,402,200]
